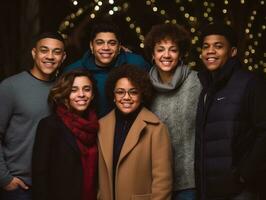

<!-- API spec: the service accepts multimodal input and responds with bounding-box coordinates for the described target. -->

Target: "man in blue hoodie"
[64,20,150,117]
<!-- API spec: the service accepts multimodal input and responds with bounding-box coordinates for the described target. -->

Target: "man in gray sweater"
[0,32,66,200]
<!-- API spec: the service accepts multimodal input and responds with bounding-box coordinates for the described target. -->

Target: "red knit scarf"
[57,105,99,200]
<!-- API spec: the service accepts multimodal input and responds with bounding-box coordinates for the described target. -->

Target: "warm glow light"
[73,1,78,6]
[160,10,166,15]
[109,10,114,15]
[94,5,100,11]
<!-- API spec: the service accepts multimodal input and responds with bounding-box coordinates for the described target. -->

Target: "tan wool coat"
[98,107,173,200]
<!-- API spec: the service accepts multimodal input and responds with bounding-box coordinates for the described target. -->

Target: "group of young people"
[0,19,265,200]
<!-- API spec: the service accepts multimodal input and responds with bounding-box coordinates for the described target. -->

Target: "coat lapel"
[98,111,116,178]
[117,108,159,166]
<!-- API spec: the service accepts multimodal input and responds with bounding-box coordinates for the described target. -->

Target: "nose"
[46,50,55,59]
[102,42,110,50]
[207,46,215,54]
[77,90,85,97]
[163,50,170,57]
[123,91,131,99]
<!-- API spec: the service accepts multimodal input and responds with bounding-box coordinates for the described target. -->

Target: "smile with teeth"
[43,61,55,66]
[206,57,217,63]
[100,53,112,58]
[161,60,172,66]
[75,100,88,105]
[121,102,133,108]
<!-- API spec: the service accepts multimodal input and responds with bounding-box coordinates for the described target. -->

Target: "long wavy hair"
[48,69,98,111]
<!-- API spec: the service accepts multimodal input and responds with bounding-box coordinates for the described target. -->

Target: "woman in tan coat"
[98,64,172,200]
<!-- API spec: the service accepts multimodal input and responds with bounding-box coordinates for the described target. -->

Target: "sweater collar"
[149,63,191,92]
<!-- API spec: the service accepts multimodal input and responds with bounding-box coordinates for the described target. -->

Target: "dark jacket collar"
[198,57,242,92]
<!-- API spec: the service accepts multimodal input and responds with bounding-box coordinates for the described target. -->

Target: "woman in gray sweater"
[144,23,201,200]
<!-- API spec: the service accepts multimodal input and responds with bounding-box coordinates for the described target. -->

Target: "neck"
[30,67,51,81]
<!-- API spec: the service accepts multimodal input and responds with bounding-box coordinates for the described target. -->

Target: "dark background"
[0,0,265,81]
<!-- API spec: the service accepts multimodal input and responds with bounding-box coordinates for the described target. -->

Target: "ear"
[31,48,36,59]
[89,42,93,52]
[118,44,121,53]
[151,54,155,62]
[62,51,67,63]
[231,47,237,57]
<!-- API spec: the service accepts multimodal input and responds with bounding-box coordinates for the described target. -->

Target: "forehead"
[94,32,118,41]
[203,34,230,45]
[73,76,92,85]
[115,77,135,88]
[36,38,64,49]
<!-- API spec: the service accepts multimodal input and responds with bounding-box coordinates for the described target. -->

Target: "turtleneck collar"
[149,63,191,92]
[115,105,142,121]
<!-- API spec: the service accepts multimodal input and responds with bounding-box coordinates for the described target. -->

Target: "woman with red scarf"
[32,70,99,200]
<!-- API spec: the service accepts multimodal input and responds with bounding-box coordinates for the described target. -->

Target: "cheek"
[153,54,161,64]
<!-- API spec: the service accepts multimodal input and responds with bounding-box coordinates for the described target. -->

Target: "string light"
[59,0,265,74]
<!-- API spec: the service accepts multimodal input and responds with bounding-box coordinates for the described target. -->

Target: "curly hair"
[144,23,191,62]
[48,69,98,111]
[105,64,154,107]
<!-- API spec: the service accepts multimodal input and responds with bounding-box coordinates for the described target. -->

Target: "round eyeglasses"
[114,88,139,98]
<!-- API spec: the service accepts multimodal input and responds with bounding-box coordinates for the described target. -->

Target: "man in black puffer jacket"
[195,23,266,200]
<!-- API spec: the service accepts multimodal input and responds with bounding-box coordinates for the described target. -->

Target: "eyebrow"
[38,45,64,50]
[94,39,118,42]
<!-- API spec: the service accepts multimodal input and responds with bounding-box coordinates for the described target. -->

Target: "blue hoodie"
[63,50,150,117]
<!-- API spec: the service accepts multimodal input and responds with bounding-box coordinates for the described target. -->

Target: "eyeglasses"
[114,88,139,98]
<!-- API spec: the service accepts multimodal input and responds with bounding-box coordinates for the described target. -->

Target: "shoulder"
[0,71,30,95]
[38,114,62,129]
[181,69,201,92]
[138,107,161,124]
[117,51,150,70]
[1,71,29,85]
[137,107,168,132]
[99,110,115,124]
[63,51,93,72]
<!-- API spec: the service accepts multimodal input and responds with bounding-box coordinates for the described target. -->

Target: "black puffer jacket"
[195,58,266,200]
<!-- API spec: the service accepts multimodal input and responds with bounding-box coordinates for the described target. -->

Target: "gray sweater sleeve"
[0,80,15,187]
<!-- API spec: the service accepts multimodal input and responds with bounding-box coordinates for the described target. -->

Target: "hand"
[3,177,29,191]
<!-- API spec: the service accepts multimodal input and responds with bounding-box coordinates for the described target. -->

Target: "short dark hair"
[200,22,238,47]
[33,32,65,47]
[89,19,121,42]
[48,69,98,111]
[144,23,191,61]
[105,64,154,107]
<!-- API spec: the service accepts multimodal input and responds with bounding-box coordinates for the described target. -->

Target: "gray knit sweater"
[0,71,53,187]
[149,65,201,191]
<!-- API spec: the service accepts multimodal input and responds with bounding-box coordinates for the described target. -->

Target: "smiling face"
[201,35,237,71]
[68,76,94,115]
[31,38,66,80]
[153,39,180,74]
[90,32,120,67]
[114,78,141,115]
